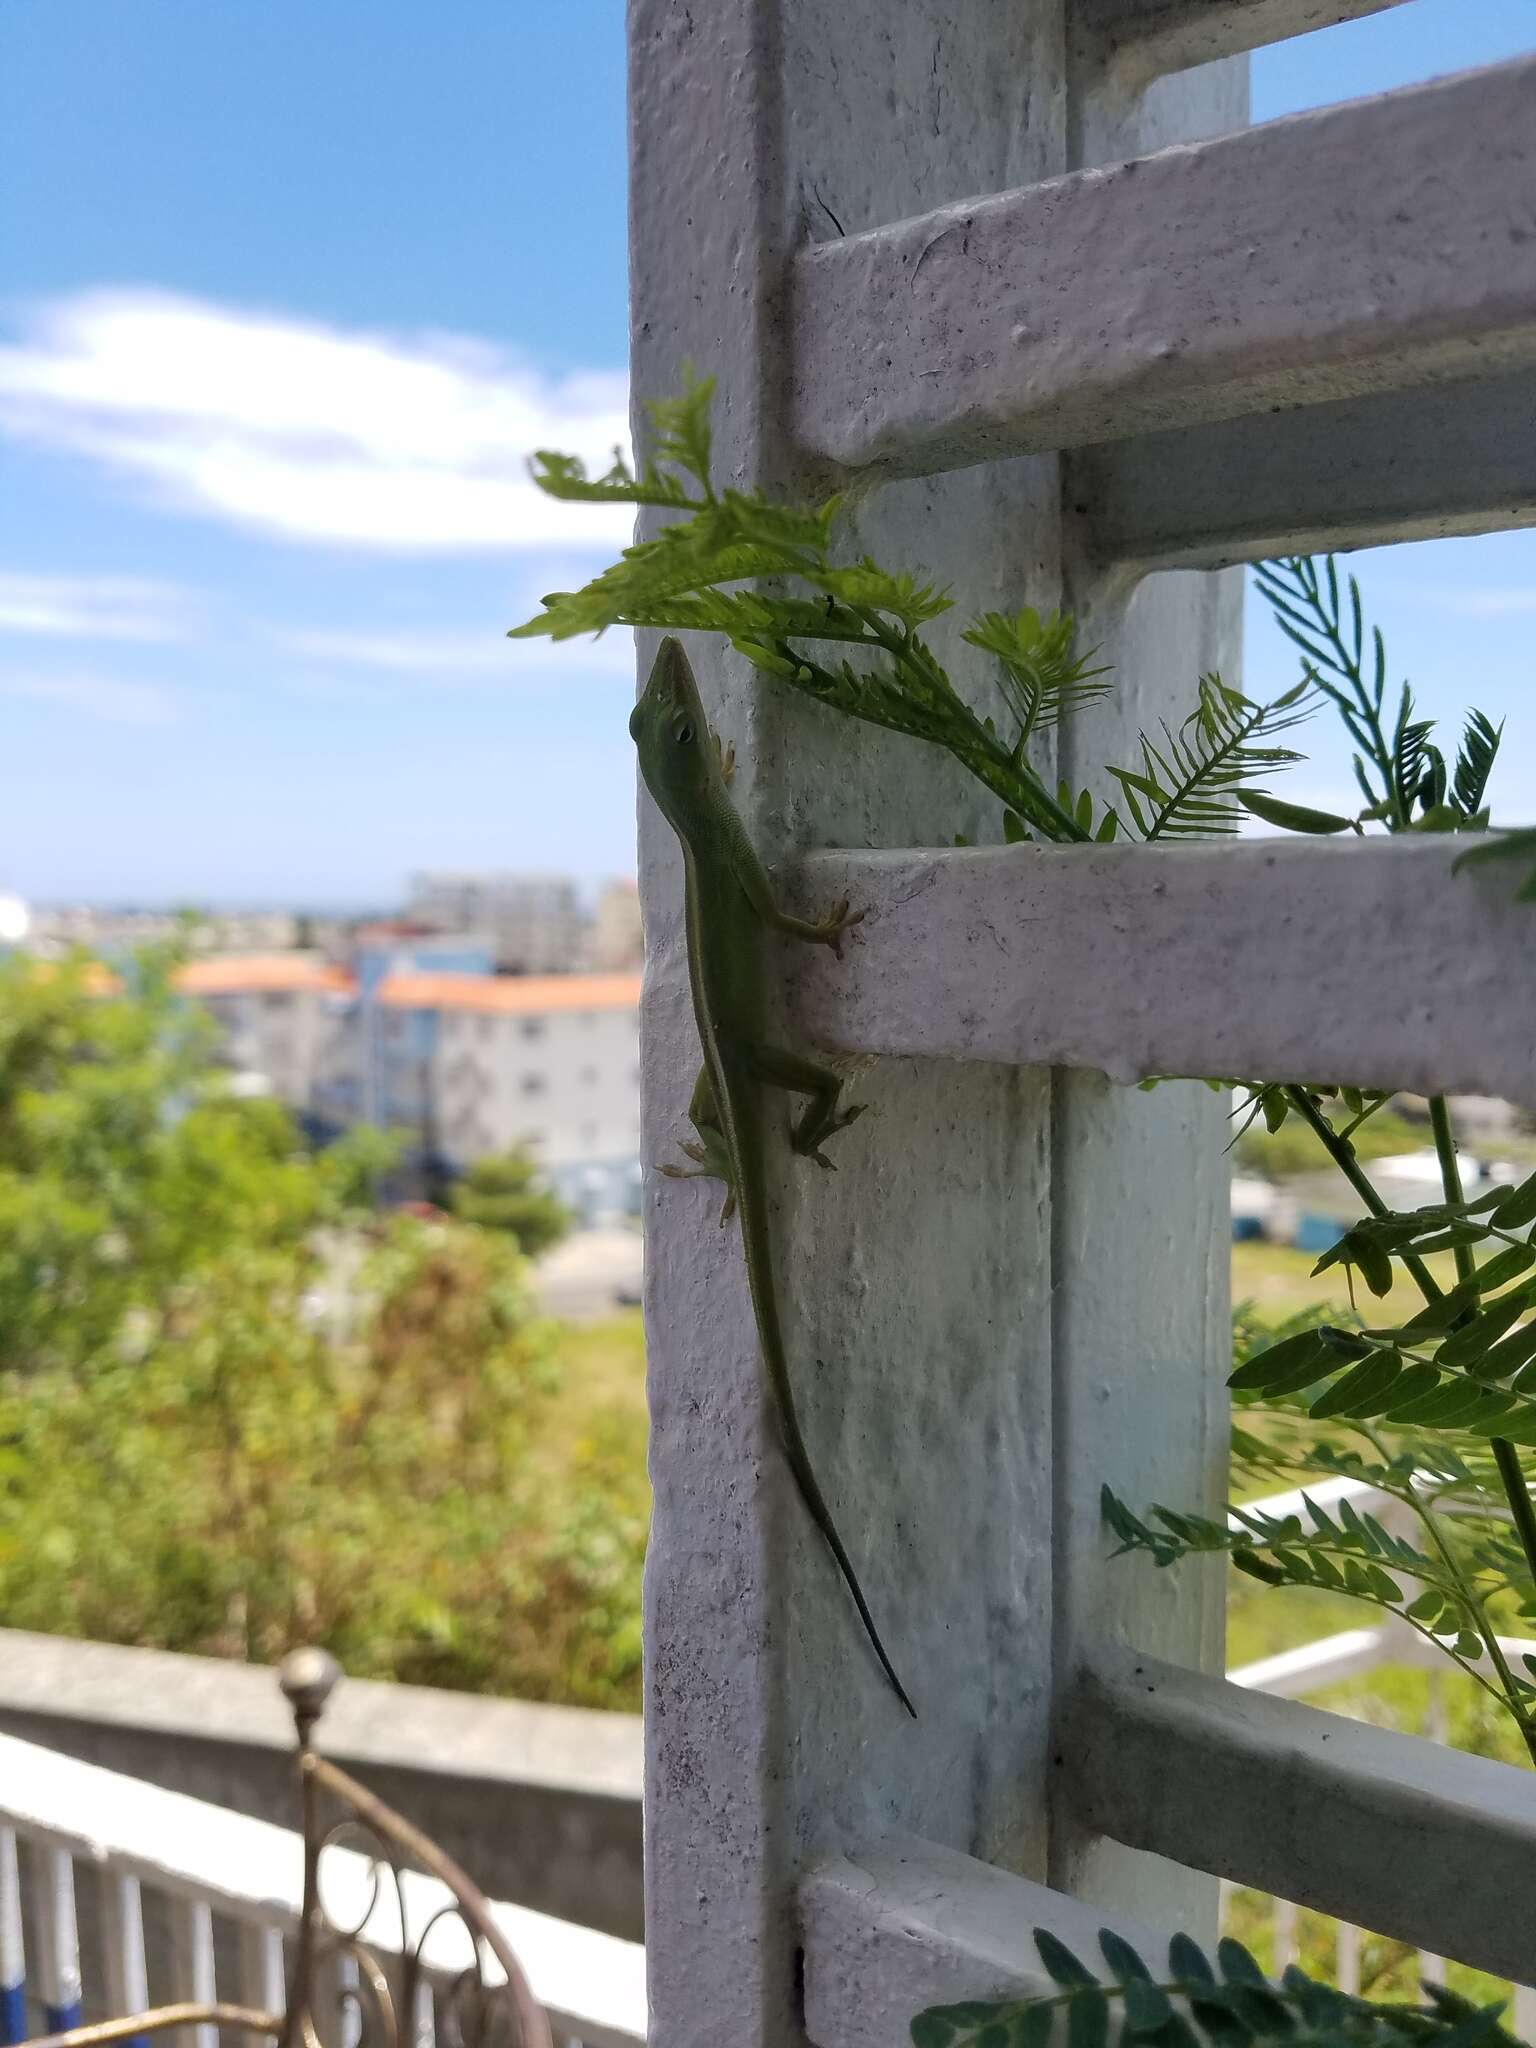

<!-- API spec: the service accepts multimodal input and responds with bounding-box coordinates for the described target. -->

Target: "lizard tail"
[740,1223,916,1717]
[777,1380,918,1720]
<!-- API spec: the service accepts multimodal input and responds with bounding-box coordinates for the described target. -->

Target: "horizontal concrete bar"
[1065,1644,1536,1982]
[801,1840,1165,2048]
[0,1631,643,1941]
[1075,0,1404,91]
[1074,367,1536,571]
[784,836,1536,1106]
[793,57,1536,476]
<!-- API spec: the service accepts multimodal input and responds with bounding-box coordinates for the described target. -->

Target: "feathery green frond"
[1108,676,1314,840]
[1453,710,1504,817]
[1255,555,1402,821]
[913,1928,1517,2048]
[962,608,1113,762]
[643,368,718,491]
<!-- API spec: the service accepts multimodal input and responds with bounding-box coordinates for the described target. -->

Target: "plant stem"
[1358,1429,1536,1757]
[1282,1086,1441,1300]
[1290,1082,1536,1751]
[1428,1096,1478,1293]
[1427,1094,1536,1620]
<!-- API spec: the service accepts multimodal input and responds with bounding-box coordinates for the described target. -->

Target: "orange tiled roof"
[176,955,354,997]
[376,971,640,1015]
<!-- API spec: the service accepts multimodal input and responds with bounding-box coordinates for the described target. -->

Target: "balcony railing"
[0,1718,644,2048]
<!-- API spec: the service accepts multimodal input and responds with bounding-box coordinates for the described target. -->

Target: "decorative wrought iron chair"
[20,1650,552,2048]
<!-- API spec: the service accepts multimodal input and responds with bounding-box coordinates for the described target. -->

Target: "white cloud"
[2,671,176,724]
[0,291,634,555]
[0,571,191,642]
[275,622,635,680]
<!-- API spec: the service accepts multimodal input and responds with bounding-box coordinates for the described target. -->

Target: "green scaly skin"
[631,637,915,1718]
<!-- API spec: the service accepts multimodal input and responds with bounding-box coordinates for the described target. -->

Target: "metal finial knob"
[279,1646,341,1731]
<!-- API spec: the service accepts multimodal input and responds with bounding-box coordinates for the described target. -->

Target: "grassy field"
[1232,1236,1466,1323]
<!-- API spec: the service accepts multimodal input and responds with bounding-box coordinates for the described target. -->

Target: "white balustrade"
[0,1732,643,2048]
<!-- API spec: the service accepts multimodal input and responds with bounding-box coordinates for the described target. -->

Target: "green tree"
[448,1146,571,1257]
[0,952,646,1706]
[0,947,389,1374]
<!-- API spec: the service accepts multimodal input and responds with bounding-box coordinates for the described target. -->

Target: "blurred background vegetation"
[0,949,647,1708]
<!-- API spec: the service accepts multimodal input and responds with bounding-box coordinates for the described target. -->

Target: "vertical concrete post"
[1049,43,1245,1929]
[630,7,1242,2041]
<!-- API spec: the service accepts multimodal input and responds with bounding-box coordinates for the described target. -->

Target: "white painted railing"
[1224,1485,1536,2030]
[0,1733,644,2048]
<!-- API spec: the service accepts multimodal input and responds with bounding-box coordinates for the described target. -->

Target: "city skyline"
[4,1,1534,903]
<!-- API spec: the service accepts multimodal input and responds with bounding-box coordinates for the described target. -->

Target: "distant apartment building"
[588,879,643,971]
[30,906,302,957]
[406,873,587,974]
[177,954,353,1107]
[378,971,640,1211]
[179,936,641,1220]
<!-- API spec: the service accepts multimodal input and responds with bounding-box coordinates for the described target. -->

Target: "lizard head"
[630,636,723,832]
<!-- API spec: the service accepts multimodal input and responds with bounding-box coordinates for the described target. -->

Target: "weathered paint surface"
[784,835,1536,1107]
[1075,364,1536,572]
[1067,1646,1536,1984]
[1074,0,1401,90]
[632,6,1233,2042]
[793,56,1536,475]
[801,1841,1165,2048]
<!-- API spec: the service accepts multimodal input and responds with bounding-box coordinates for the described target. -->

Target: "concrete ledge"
[792,56,1536,477]
[0,1631,644,1941]
[1067,1643,1536,1982]
[801,1840,1167,2048]
[785,837,1536,1108]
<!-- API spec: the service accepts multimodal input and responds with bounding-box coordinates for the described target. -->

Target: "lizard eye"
[673,719,696,746]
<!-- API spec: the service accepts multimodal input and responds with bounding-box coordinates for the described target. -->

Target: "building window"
[521,1018,545,1041]
[581,1065,599,1085]
[477,1016,493,1045]
[261,992,289,1012]
[581,1122,598,1146]
[522,1074,547,1097]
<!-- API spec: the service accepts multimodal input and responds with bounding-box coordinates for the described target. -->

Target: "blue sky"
[1,2,1531,905]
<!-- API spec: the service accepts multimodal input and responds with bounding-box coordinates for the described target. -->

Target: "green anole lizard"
[631,636,915,1717]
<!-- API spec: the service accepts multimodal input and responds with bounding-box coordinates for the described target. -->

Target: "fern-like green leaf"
[1453,709,1503,817]
[643,368,717,490]
[912,1929,1516,2048]
[962,608,1113,759]
[1108,676,1314,840]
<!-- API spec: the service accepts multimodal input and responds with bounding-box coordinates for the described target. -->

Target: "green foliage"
[1252,558,1499,838]
[912,1927,1516,2048]
[1232,1100,1425,1179]
[0,956,646,1707]
[514,375,1309,852]
[0,950,385,1376]
[447,1145,572,1257]
[1108,675,1314,840]
[0,1217,642,1704]
[960,607,1113,761]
